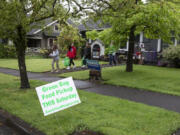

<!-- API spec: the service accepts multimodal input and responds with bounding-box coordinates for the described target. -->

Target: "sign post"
[36,77,81,116]
[86,60,101,80]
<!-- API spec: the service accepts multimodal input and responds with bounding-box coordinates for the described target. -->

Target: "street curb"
[0,109,45,135]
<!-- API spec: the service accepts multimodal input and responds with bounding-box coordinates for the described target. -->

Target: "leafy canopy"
[58,24,85,54]
[0,0,70,41]
[83,0,180,44]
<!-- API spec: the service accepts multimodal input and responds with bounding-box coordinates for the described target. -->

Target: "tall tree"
[0,0,69,88]
[58,24,85,56]
[73,0,180,72]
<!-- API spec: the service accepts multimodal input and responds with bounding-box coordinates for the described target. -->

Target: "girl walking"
[66,45,76,69]
[49,45,60,72]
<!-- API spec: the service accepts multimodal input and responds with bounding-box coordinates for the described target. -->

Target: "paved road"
[0,67,180,114]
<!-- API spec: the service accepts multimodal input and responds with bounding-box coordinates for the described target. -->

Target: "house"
[27,18,111,58]
[27,18,59,49]
[23,18,180,62]
[26,18,74,52]
[78,20,179,61]
[126,32,180,64]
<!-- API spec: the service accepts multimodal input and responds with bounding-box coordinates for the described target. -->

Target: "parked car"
[117,48,128,55]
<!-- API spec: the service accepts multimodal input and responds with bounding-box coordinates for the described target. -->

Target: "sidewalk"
[0,116,19,135]
[0,67,180,114]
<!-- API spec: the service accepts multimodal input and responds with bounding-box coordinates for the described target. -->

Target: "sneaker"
[73,65,76,69]
[55,69,60,72]
[51,70,55,73]
[66,66,70,70]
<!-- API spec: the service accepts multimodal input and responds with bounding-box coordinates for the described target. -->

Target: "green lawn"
[0,58,107,72]
[0,73,180,135]
[60,65,180,96]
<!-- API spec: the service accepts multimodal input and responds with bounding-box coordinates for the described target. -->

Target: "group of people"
[49,42,91,72]
[49,43,77,72]
[49,41,117,73]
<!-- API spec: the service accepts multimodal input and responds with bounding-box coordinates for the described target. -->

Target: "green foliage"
[0,45,16,58]
[82,0,180,72]
[86,30,99,40]
[86,28,122,49]
[58,25,85,56]
[105,48,109,56]
[0,0,71,88]
[0,0,69,46]
[162,45,180,67]
[84,0,180,43]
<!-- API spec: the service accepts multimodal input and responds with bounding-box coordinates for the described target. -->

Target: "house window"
[27,39,41,48]
[92,44,100,59]
[48,38,57,48]
[54,25,58,31]
[49,38,54,48]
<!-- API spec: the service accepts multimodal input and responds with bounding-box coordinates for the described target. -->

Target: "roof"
[27,18,58,36]
[27,18,110,37]
[78,20,111,32]
[27,18,76,37]
[43,31,60,37]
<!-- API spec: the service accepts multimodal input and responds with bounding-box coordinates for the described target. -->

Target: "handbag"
[64,57,70,67]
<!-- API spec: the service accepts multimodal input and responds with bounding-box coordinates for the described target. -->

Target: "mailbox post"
[86,60,101,80]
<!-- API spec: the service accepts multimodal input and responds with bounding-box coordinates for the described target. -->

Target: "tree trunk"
[126,26,136,72]
[14,25,30,89]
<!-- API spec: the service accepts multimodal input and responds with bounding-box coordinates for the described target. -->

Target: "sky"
[142,0,147,3]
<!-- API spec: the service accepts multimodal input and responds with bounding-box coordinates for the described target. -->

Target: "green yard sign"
[36,77,81,116]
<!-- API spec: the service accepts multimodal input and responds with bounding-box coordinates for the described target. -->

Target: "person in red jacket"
[66,45,76,69]
[71,42,77,58]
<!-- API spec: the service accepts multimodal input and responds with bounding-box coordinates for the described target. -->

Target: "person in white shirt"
[49,45,60,72]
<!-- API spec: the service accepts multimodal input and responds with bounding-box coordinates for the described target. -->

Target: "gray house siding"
[143,38,158,52]
[26,19,60,50]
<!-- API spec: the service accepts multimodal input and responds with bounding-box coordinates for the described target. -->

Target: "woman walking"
[49,45,60,72]
[66,45,76,69]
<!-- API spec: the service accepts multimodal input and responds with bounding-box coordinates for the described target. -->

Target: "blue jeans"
[109,54,116,65]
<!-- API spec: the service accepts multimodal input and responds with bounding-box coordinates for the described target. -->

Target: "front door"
[92,44,100,59]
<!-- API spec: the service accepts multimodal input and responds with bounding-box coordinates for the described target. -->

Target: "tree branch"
[29,0,57,24]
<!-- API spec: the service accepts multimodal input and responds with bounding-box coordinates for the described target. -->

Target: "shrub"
[0,44,16,58]
[39,48,51,58]
[162,45,180,68]
[105,48,109,56]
